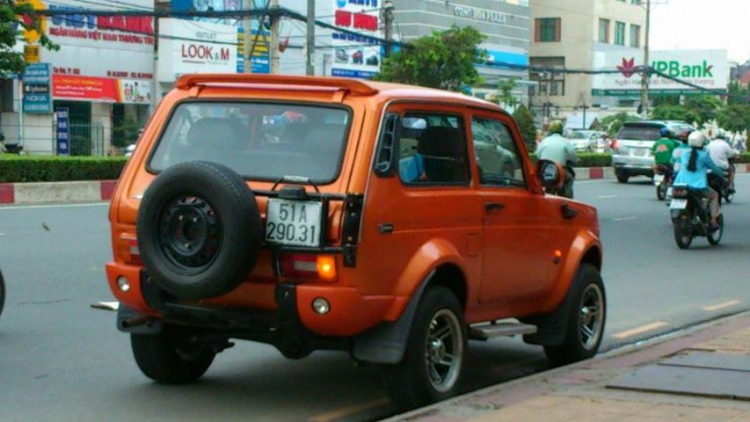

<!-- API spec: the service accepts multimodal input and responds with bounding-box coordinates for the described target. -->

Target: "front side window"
[398,113,471,186]
[471,117,526,188]
[149,102,350,183]
[615,21,626,45]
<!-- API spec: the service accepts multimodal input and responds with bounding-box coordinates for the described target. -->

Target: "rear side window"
[149,102,350,184]
[398,113,471,186]
[617,125,662,141]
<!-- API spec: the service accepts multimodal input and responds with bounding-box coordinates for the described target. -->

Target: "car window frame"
[144,98,354,186]
[393,108,473,189]
[469,111,530,190]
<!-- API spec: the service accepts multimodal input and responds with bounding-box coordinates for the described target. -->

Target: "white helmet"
[688,131,707,148]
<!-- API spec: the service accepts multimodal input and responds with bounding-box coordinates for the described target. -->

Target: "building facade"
[530,0,645,119]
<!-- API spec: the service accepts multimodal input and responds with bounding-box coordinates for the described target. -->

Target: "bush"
[528,153,612,168]
[0,156,127,183]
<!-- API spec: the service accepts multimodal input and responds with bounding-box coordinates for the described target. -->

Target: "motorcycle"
[545,164,575,199]
[670,185,723,249]
[654,164,674,201]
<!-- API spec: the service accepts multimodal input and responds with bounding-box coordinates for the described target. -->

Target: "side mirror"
[536,159,565,190]
[374,113,401,177]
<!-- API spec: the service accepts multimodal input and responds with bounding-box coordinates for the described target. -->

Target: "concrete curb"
[0,164,748,206]
[0,180,117,205]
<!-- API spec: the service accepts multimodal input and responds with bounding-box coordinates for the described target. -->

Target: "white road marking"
[308,398,390,422]
[598,195,618,199]
[613,216,637,222]
[0,202,109,211]
[703,300,741,312]
[611,322,669,339]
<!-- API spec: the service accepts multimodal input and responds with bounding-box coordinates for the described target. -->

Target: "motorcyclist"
[707,130,737,193]
[673,132,725,231]
[651,127,677,179]
[671,129,692,173]
[537,121,578,198]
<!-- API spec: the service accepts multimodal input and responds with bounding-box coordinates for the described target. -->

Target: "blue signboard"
[237,27,270,74]
[56,107,70,156]
[23,63,52,114]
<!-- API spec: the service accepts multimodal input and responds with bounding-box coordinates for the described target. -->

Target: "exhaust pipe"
[121,316,151,329]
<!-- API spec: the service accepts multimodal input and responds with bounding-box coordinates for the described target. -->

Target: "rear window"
[149,102,351,183]
[617,125,662,141]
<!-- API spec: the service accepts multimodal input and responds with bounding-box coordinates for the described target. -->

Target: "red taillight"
[128,239,143,265]
[279,253,337,282]
[611,139,619,154]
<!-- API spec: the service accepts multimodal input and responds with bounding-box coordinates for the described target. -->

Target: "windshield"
[149,102,351,183]
[617,125,662,141]
[569,131,590,139]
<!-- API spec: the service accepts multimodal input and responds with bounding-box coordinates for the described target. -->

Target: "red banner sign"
[53,75,119,102]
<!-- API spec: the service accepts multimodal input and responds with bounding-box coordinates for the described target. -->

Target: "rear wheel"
[616,171,629,184]
[673,213,693,249]
[381,286,467,411]
[131,326,216,384]
[656,183,667,201]
[707,214,724,246]
[544,264,606,365]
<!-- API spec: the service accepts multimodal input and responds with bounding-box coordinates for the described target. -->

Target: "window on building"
[535,18,561,42]
[630,24,641,48]
[631,0,641,4]
[530,57,565,97]
[615,21,626,45]
[599,19,610,43]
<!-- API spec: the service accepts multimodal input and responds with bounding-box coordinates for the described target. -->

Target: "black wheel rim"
[157,195,222,272]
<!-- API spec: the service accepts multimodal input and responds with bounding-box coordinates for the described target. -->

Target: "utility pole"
[306,0,315,76]
[270,0,280,73]
[243,0,252,73]
[382,0,395,57]
[640,0,651,118]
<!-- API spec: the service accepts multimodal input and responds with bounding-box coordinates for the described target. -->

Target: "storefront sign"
[53,75,152,104]
[454,5,508,24]
[331,0,382,80]
[55,107,70,155]
[24,45,40,63]
[592,49,728,96]
[237,27,270,74]
[158,18,239,82]
[23,63,52,113]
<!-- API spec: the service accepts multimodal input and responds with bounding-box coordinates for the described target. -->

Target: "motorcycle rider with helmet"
[652,127,677,183]
[707,130,737,193]
[537,121,578,198]
[673,132,725,231]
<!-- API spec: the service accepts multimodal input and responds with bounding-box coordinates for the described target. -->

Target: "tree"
[651,94,680,107]
[683,95,723,127]
[727,81,750,106]
[716,104,750,143]
[0,1,57,74]
[650,105,700,125]
[373,26,486,92]
[495,78,518,110]
[599,112,641,137]
[512,105,536,151]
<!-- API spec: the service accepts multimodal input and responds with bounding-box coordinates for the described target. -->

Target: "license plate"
[654,174,664,185]
[633,148,646,157]
[670,199,688,210]
[265,199,323,247]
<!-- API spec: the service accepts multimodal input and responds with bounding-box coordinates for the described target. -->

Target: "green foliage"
[716,105,750,137]
[683,95,723,126]
[727,81,750,106]
[0,156,126,183]
[528,153,613,167]
[373,26,486,91]
[0,1,58,74]
[599,112,641,136]
[495,78,518,108]
[512,105,536,151]
[112,118,142,148]
[650,105,700,125]
[651,95,680,107]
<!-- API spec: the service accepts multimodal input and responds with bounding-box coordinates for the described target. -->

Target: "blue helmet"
[660,127,671,138]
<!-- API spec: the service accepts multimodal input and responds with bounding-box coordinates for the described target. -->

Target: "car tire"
[544,264,606,366]
[0,270,5,319]
[381,286,467,411]
[616,171,629,184]
[131,326,216,384]
[137,161,262,300]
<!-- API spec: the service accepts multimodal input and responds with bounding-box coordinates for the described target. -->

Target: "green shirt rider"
[651,127,678,167]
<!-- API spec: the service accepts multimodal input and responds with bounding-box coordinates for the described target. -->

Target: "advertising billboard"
[331,0,382,79]
[592,49,729,96]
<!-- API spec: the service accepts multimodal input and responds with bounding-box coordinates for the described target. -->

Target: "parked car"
[612,121,693,183]
[101,74,605,411]
[568,130,607,152]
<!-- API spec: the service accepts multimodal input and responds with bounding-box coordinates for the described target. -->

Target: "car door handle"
[485,202,505,212]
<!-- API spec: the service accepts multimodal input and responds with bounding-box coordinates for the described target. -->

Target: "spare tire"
[137,161,262,300]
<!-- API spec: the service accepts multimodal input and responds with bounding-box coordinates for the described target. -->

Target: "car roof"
[175,74,508,115]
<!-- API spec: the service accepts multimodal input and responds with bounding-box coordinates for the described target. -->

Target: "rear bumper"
[105,262,395,338]
[612,155,655,176]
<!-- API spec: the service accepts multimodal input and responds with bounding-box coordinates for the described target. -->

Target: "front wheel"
[381,286,467,411]
[131,326,217,384]
[673,213,693,249]
[544,264,606,365]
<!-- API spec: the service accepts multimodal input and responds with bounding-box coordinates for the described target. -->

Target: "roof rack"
[175,74,379,96]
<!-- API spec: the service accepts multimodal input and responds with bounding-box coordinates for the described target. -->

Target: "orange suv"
[103,74,605,410]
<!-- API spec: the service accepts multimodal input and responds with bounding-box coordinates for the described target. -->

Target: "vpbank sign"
[592,49,728,96]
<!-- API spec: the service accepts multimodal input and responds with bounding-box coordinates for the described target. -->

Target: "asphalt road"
[1,175,748,422]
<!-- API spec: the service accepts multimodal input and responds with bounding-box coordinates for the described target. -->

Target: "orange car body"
[106,74,601,342]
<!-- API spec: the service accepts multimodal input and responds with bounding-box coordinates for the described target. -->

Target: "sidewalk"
[387,312,750,422]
